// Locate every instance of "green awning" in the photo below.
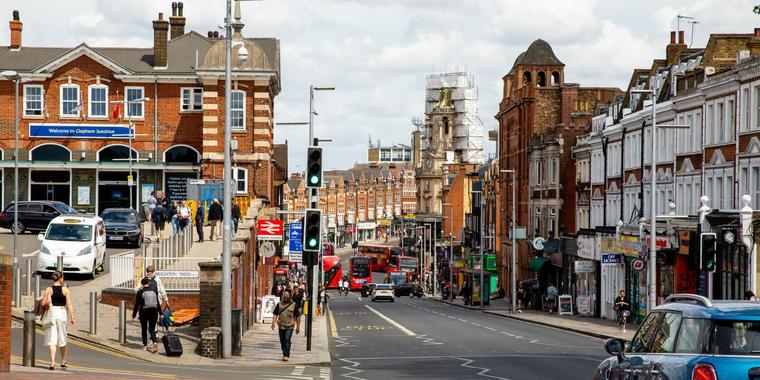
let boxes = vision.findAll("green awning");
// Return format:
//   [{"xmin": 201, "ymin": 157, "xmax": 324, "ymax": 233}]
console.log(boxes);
[{"xmin": 528, "ymin": 257, "xmax": 551, "ymax": 272}]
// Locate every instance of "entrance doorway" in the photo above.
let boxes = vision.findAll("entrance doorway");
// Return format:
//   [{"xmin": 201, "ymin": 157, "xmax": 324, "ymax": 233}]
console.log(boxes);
[
  {"xmin": 30, "ymin": 170, "xmax": 70, "ymax": 204},
  {"xmin": 98, "ymin": 171, "xmax": 136, "ymax": 214}
]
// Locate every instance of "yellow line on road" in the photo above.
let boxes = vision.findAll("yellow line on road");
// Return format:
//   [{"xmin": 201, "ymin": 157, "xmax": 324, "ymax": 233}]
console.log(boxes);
[
  {"xmin": 328, "ymin": 306, "xmax": 339, "ymax": 337},
  {"xmin": 20, "ymin": 324, "xmax": 144, "ymax": 361}
]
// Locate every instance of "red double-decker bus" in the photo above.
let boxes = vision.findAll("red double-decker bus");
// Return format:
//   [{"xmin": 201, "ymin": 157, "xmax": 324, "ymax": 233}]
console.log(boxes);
[
  {"xmin": 391, "ymin": 255, "xmax": 419, "ymax": 276},
  {"xmin": 349, "ymin": 256, "xmax": 371, "ymax": 290},
  {"xmin": 358, "ymin": 243, "xmax": 401, "ymax": 272},
  {"xmin": 322, "ymin": 255, "xmax": 342, "ymax": 289}
]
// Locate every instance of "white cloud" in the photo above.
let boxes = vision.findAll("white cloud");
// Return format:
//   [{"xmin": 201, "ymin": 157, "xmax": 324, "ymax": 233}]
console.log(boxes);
[{"xmin": 2, "ymin": 0, "xmax": 760, "ymax": 170}]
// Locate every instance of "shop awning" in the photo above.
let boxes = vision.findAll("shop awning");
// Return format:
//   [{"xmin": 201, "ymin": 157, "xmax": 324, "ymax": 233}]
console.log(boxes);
[{"xmin": 528, "ymin": 256, "xmax": 551, "ymax": 272}]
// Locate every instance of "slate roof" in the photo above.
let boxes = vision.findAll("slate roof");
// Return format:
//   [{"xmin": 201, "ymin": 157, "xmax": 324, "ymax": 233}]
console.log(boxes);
[{"xmin": 507, "ymin": 39, "xmax": 564, "ymax": 75}]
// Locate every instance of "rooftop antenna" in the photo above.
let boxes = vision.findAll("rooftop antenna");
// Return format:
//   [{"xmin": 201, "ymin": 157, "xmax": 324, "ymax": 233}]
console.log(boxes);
[
  {"xmin": 676, "ymin": 15, "xmax": 694, "ymax": 42},
  {"xmin": 688, "ymin": 20, "xmax": 700, "ymax": 48}
]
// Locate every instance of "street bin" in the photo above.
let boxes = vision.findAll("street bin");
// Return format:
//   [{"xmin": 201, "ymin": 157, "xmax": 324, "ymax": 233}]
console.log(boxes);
[{"xmin": 231, "ymin": 309, "xmax": 242, "ymax": 356}]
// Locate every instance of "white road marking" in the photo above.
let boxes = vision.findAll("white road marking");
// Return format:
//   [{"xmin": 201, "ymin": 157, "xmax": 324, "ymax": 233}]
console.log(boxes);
[
  {"xmin": 365, "ymin": 305, "xmax": 415, "ymax": 336},
  {"xmin": 471, "ymin": 323, "xmax": 482, "ymax": 327},
  {"xmin": 459, "ymin": 319, "xmax": 468, "ymax": 323},
  {"xmin": 500, "ymin": 331, "xmax": 514, "ymax": 337},
  {"xmin": 457, "ymin": 358, "xmax": 511, "ymax": 380},
  {"xmin": 448, "ymin": 315, "xmax": 456, "ymax": 319},
  {"xmin": 291, "ymin": 366, "xmax": 306, "ymax": 376},
  {"xmin": 339, "ymin": 358, "xmax": 367, "ymax": 380},
  {"xmin": 484, "ymin": 327, "xmax": 496, "ymax": 331},
  {"xmin": 22, "ymin": 250, "xmax": 39, "ymax": 258}
]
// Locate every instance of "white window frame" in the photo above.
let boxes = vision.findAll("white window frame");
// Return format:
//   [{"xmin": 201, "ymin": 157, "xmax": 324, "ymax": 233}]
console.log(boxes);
[
  {"xmin": 125, "ymin": 86, "xmax": 145, "ymax": 118},
  {"xmin": 180, "ymin": 87, "xmax": 203, "ymax": 112},
  {"xmin": 59, "ymin": 84, "xmax": 80, "ymax": 117},
  {"xmin": 233, "ymin": 167, "xmax": 248, "ymax": 194},
  {"xmin": 230, "ymin": 90, "xmax": 246, "ymax": 130},
  {"xmin": 727, "ymin": 97, "xmax": 735, "ymax": 142},
  {"xmin": 88, "ymin": 84, "xmax": 108, "ymax": 119},
  {"xmin": 23, "ymin": 84, "xmax": 44, "ymax": 117}
]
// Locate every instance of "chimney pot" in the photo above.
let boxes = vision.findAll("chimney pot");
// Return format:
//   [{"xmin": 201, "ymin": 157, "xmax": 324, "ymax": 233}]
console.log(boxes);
[
  {"xmin": 678, "ymin": 30, "xmax": 685, "ymax": 44},
  {"xmin": 670, "ymin": 31, "xmax": 676, "ymax": 44},
  {"xmin": 172, "ymin": 2, "xmax": 177, "ymax": 16},
  {"xmin": 9, "ymin": 10, "xmax": 22, "ymax": 50},
  {"xmin": 169, "ymin": 2, "xmax": 186, "ymax": 40},
  {"xmin": 213, "ymin": 31, "xmax": 219, "ymax": 38},
  {"xmin": 159, "ymin": 12, "xmax": 164, "ymax": 20},
  {"xmin": 178, "ymin": 2, "xmax": 184, "ymax": 17},
  {"xmin": 208, "ymin": 31, "xmax": 213, "ymax": 38}
]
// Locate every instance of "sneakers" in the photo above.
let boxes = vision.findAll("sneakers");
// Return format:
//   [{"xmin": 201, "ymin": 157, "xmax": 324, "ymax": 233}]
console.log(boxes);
[
  {"xmin": 282, "ymin": 356, "xmax": 289, "ymax": 361},
  {"xmin": 151, "ymin": 343, "xmax": 158, "ymax": 353}
]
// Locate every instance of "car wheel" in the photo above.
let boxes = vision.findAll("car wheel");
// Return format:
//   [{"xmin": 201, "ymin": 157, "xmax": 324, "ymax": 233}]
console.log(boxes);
[
  {"xmin": 390, "ymin": 299, "xmax": 394, "ymax": 302},
  {"xmin": 11, "ymin": 221, "xmax": 25, "ymax": 234},
  {"xmin": 409, "ymin": 293, "xmax": 414, "ymax": 298}
]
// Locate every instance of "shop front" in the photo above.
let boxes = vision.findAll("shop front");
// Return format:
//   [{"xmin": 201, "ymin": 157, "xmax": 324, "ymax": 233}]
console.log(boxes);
[
  {"xmin": 573, "ymin": 233, "xmax": 599, "ymax": 317},
  {"xmin": 600, "ymin": 236, "xmax": 624, "ymax": 320},
  {"xmin": 619, "ymin": 233, "xmax": 647, "ymax": 324},
  {"xmin": 357, "ymin": 222, "xmax": 376, "ymax": 241}
]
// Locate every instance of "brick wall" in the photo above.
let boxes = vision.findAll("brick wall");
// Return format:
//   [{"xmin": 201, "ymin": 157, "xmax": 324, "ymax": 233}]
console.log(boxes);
[
  {"xmin": 0, "ymin": 255, "xmax": 12, "ymax": 373},
  {"xmin": 199, "ymin": 261, "xmax": 223, "ymax": 333},
  {"xmin": 100, "ymin": 288, "xmax": 199, "ymax": 310}
]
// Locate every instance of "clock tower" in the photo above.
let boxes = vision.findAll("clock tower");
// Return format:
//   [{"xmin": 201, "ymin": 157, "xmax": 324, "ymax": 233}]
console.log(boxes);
[{"xmin": 416, "ymin": 87, "xmax": 455, "ymax": 216}]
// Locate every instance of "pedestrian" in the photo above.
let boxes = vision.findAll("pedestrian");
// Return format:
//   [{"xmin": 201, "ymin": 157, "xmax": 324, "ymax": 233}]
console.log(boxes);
[
  {"xmin": 271, "ymin": 289, "xmax": 301, "ymax": 361},
  {"xmin": 614, "ymin": 290, "xmax": 630, "ymax": 333},
  {"xmin": 319, "ymin": 284, "xmax": 329, "ymax": 315},
  {"xmin": 746, "ymin": 290, "xmax": 758, "ymax": 301},
  {"xmin": 207, "ymin": 199, "xmax": 223, "ymax": 240},
  {"xmin": 133, "ymin": 277, "xmax": 160, "ymax": 352},
  {"xmin": 492, "ymin": 282, "xmax": 506, "ymax": 300},
  {"xmin": 170, "ymin": 200, "xmax": 180, "ymax": 235},
  {"xmin": 147, "ymin": 191, "xmax": 157, "ymax": 231},
  {"xmin": 461, "ymin": 281, "xmax": 471, "ymax": 305},
  {"xmin": 516, "ymin": 281, "xmax": 525, "ymax": 313},
  {"xmin": 42, "ymin": 270, "xmax": 75, "ymax": 370},
  {"xmin": 231, "ymin": 200, "xmax": 241, "ymax": 235},
  {"xmin": 178, "ymin": 201, "xmax": 191, "ymax": 230},
  {"xmin": 195, "ymin": 203, "xmax": 205, "ymax": 242},
  {"xmin": 136, "ymin": 266, "xmax": 169, "ymax": 307},
  {"xmin": 546, "ymin": 283, "xmax": 558, "ymax": 314},
  {"xmin": 293, "ymin": 283, "xmax": 305, "ymax": 314},
  {"xmin": 152, "ymin": 201, "xmax": 168, "ymax": 240}
]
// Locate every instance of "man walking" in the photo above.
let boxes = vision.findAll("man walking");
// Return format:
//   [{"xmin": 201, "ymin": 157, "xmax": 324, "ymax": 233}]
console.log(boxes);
[
  {"xmin": 133, "ymin": 277, "xmax": 160, "ymax": 353},
  {"xmin": 231, "ymin": 201, "xmax": 241, "ymax": 235},
  {"xmin": 271, "ymin": 289, "xmax": 300, "ymax": 361},
  {"xmin": 195, "ymin": 203, "xmax": 205, "ymax": 243},
  {"xmin": 207, "ymin": 199, "xmax": 223, "ymax": 241},
  {"xmin": 151, "ymin": 201, "xmax": 168, "ymax": 240}
]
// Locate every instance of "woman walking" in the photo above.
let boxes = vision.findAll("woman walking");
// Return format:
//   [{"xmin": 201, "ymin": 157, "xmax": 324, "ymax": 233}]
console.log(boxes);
[
  {"xmin": 42, "ymin": 271, "xmax": 75, "ymax": 370},
  {"xmin": 614, "ymin": 290, "xmax": 630, "ymax": 333}
]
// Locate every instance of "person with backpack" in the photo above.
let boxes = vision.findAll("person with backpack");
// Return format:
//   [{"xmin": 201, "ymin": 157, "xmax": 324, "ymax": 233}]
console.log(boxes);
[
  {"xmin": 152, "ymin": 201, "xmax": 168, "ymax": 240},
  {"xmin": 207, "ymin": 199, "xmax": 223, "ymax": 241},
  {"xmin": 271, "ymin": 289, "xmax": 300, "ymax": 361},
  {"xmin": 133, "ymin": 277, "xmax": 160, "ymax": 352}
]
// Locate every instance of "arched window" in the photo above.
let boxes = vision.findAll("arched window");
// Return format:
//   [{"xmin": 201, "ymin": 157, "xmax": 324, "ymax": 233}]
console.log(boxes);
[
  {"xmin": 164, "ymin": 145, "xmax": 200, "ymax": 164},
  {"xmin": 30, "ymin": 144, "xmax": 71, "ymax": 161},
  {"xmin": 97, "ymin": 144, "xmax": 138, "ymax": 161},
  {"xmin": 523, "ymin": 71, "xmax": 532, "ymax": 85},
  {"xmin": 552, "ymin": 71, "xmax": 561, "ymax": 86},
  {"xmin": 537, "ymin": 71, "xmax": 547, "ymax": 87}
]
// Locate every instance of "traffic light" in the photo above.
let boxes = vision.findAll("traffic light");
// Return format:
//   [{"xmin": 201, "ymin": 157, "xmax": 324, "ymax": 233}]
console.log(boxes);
[
  {"xmin": 306, "ymin": 146, "xmax": 323, "ymax": 188},
  {"xmin": 303, "ymin": 208, "xmax": 322, "ymax": 253},
  {"xmin": 700, "ymin": 233, "xmax": 717, "ymax": 272}
]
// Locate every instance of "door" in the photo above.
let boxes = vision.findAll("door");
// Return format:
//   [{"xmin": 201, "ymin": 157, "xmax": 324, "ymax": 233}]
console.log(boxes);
[
  {"xmin": 24, "ymin": 203, "xmax": 45, "ymax": 230},
  {"xmin": 609, "ymin": 311, "xmax": 663, "ymax": 378},
  {"xmin": 41, "ymin": 204, "xmax": 60, "ymax": 227}
]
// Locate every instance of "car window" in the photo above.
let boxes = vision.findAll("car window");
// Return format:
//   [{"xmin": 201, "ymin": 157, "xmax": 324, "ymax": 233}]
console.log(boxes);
[
  {"xmin": 628, "ymin": 312, "xmax": 664, "ymax": 353},
  {"xmin": 650, "ymin": 312, "xmax": 682, "ymax": 353},
  {"xmin": 45, "ymin": 224, "xmax": 92, "ymax": 242},
  {"xmin": 713, "ymin": 321, "xmax": 760, "ymax": 355},
  {"xmin": 26, "ymin": 204, "xmax": 42, "ymax": 212},
  {"xmin": 54, "ymin": 204, "xmax": 77, "ymax": 214},
  {"xmin": 43, "ymin": 205, "xmax": 58, "ymax": 214},
  {"xmin": 675, "ymin": 318, "xmax": 711, "ymax": 354},
  {"xmin": 16, "ymin": 204, "xmax": 28, "ymax": 212}
]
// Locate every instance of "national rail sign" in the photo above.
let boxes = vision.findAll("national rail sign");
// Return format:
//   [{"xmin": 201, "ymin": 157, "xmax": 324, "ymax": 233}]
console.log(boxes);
[{"xmin": 257, "ymin": 219, "xmax": 284, "ymax": 241}]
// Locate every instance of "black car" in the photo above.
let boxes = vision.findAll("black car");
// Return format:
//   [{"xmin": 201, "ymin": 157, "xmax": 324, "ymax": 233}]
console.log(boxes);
[
  {"xmin": 0, "ymin": 201, "xmax": 78, "ymax": 234},
  {"xmin": 394, "ymin": 283, "xmax": 423, "ymax": 298},
  {"xmin": 101, "ymin": 208, "xmax": 144, "ymax": 247},
  {"xmin": 361, "ymin": 283, "xmax": 376, "ymax": 297}
]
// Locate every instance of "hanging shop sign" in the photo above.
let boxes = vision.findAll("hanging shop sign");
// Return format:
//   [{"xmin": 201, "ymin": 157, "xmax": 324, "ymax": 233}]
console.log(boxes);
[
  {"xmin": 576, "ymin": 236, "xmax": 595, "ymax": 260},
  {"xmin": 678, "ymin": 231, "xmax": 691, "ymax": 255},
  {"xmin": 632, "ymin": 259, "xmax": 645, "ymax": 271},
  {"xmin": 574, "ymin": 260, "xmax": 595, "ymax": 273},
  {"xmin": 618, "ymin": 235, "xmax": 641, "ymax": 256},
  {"xmin": 602, "ymin": 254, "xmax": 622, "ymax": 264}
]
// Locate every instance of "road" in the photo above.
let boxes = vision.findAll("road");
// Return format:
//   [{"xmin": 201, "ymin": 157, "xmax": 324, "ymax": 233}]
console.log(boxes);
[{"xmin": 0, "ymin": 229, "xmax": 136, "ymax": 290}]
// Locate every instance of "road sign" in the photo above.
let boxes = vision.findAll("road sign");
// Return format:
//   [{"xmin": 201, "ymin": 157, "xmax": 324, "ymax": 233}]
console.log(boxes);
[
  {"xmin": 289, "ymin": 222, "xmax": 303, "ymax": 253},
  {"xmin": 289, "ymin": 252, "xmax": 303, "ymax": 264},
  {"xmin": 257, "ymin": 219, "xmax": 284, "ymax": 241},
  {"xmin": 632, "ymin": 259, "xmax": 645, "ymax": 271},
  {"xmin": 260, "ymin": 241, "xmax": 276, "ymax": 258}
]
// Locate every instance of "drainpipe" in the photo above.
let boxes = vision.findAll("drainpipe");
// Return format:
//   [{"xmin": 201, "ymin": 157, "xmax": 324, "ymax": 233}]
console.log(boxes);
[
  {"xmin": 639, "ymin": 121, "xmax": 645, "ymax": 219},
  {"xmin": 602, "ymin": 136, "xmax": 608, "ymax": 225},
  {"xmin": 154, "ymin": 77, "xmax": 159, "ymax": 163},
  {"xmin": 620, "ymin": 127, "xmax": 626, "ymax": 219}
]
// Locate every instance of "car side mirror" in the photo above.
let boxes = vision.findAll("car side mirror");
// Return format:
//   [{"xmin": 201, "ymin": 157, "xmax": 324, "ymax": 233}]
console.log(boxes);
[
  {"xmin": 604, "ymin": 338, "xmax": 626, "ymax": 363},
  {"xmin": 37, "ymin": 233, "xmax": 45, "ymax": 241}
]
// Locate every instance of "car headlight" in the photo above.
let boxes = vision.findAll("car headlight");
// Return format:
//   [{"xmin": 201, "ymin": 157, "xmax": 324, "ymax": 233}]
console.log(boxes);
[
  {"xmin": 77, "ymin": 246, "xmax": 92, "ymax": 256},
  {"xmin": 128, "ymin": 229, "xmax": 141, "ymax": 235},
  {"xmin": 40, "ymin": 244, "xmax": 51, "ymax": 255}
]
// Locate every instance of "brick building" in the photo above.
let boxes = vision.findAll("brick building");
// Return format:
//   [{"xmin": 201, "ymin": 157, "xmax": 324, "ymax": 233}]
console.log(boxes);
[
  {"xmin": 282, "ymin": 163, "xmax": 416, "ymax": 245},
  {"xmin": 0, "ymin": 4, "xmax": 280, "ymax": 215},
  {"xmin": 496, "ymin": 39, "xmax": 621, "ymax": 296}
]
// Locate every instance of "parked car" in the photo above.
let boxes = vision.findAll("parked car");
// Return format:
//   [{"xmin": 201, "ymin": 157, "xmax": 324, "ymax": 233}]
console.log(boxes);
[
  {"xmin": 37, "ymin": 215, "xmax": 107, "ymax": 279},
  {"xmin": 371, "ymin": 283, "xmax": 395, "ymax": 302},
  {"xmin": 0, "ymin": 201, "xmax": 78, "ymax": 234},
  {"xmin": 394, "ymin": 283, "xmax": 423, "ymax": 298},
  {"xmin": 594, "ymin": 293, "xmax": 760, "ymax": 380},
  {"xmin": 101, "ymin": 208, "xmax": 144, "ymax": 248}
]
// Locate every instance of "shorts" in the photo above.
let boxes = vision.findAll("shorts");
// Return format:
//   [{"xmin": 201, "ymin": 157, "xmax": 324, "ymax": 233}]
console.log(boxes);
[
  {"xmin": 44, "ymin": 306, "xmax": 68, "ymax": 347},
  {"xmin": 155, "ymin": 221, "xmax": 165, "ymax": 230}
]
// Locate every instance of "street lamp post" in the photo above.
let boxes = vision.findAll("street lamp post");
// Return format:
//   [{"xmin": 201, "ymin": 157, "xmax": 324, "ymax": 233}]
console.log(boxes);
[
  {"xmin": 630, "ymin": 88, "xmax": 689, "ymax": 312},
  {"xmin": 500, "ymin": 169, "xmax": 516, "ymax": 313},
  {"xmin": 3, "ymin": 70, "xmax": 21, "ymax": 306},
  {"xmin": 443, "ymin": 203, "xmax": 453, "ymax": 302},
  {"xmin": 472, "ymin": 189, "xmax": 484, "ymax": 309}
]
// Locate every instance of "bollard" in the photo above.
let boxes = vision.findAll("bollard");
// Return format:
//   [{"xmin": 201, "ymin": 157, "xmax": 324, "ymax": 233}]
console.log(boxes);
[
  {"xmin": 142, "ymin": 242, "xmax": 147, "ymax": 258},
  {"xmin": 14, "ymin": 268, "xmax": 22, "ymax": 307},
  {"xmin": 56, "ymin": 256, "xmax": 64, "ymax": 272},
  {"xmin": 118, "ymin": 300, "xmax": 127, "ymax": 343},
  {"xmin": 34, "ymin": 274, "xmax": 40, "ymax": 299},
  {"xmin": 152, "ymin": 241, "xmax": 160, "ymax": 259},
  {"xmin": 22, "ymin": 310, "xmax": 35, "ymax": 367},
  {"xmin": 180, "ymin": 231, "xmax": 186, "ymax": 255},
  {"xmin": 89, "ymin": 291, "xmax": 98, "ymax": 335},
  {"xmin": 25, "ymin": 259, "xmax": 32, "ymax": 296}
]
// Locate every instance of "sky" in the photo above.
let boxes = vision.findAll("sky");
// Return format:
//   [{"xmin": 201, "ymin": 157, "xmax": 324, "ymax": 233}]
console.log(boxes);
[{"xmin": 2, "ymin": 0, "xmax": 760, "ymax": 171}]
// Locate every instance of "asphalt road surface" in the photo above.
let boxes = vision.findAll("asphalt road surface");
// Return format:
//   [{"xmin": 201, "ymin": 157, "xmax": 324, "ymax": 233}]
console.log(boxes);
[{"xmin": 328, "ymin": 292, "xmax": 608, "ymax": 380}]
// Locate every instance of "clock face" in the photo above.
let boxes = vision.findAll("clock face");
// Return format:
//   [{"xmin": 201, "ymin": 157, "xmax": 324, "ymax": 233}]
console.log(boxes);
[{"xmin": 424, "ymin": 159, "xmax": 433, "ymax": 169}]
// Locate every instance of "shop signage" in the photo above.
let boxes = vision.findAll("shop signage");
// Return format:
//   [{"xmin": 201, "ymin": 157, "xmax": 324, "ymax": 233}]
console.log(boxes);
[
  {"xmin": 165, "ymin": 172, "xmax": 196, "ymax": 201},
  {"xmin": 508, "ymin": 226, "xmax": 527, "ymax": 240},
  {"xmin": 403, "ymin": 213, "xmax": 416, "ymax": 221},
  {"xmin": 377, "ymin": 219, "xmax": 391, "ymax": 227},
  {"xmin": 576, "ymin": 236, "xmax": 595, "ymax": 259},
  {"xmin": 288, "ymin": 222, "xmax": 303, "ymax": 253},
  {"xmin": 601, "ymin": 237, "xmax": 618, "ymax": 254},
  {"xmin": 619, "ymin": 235, "xmax": 641, "ymax": 256},
  {"xmin": 602, "ymin": 254, "xmax": 622, "ymax": 264},
  {"xmin": 257, "ymin": 219, "xmax": 284, "ymax": 241},
  {"xmin": 576, "ymin": 295, "xmax": 593, "ymax": 316},
  {"xmin": 345, "ymin": 226, "xmax": 356, "ymax": 233},
  {"xmin": 645, "ymin": 236, "xmax": 671, "ymax": 249},
  {"xmin": 357, "ymin": 222, "xmax": 376, "ymax": 229},
  {"xmin": 678, "ymin": 231, "xmax": 691, "ymax": 255},
  {"xmin": 558, "ymin": 295, "xmax": 573, "ymax": 316},
  {"xmin": 632, "ymin": 259, "xmax": 645, "ymax": 271},
  {"xmin": 574, "ymin": 260, "xmax": 595, "ymax": 273},
  {"xmin": 532, "ymin": 237, "xmax": 545, "ymax": 250},
  {"xmin": 29, "ymin": 123, "xmax": 132, "ymax": 139}
]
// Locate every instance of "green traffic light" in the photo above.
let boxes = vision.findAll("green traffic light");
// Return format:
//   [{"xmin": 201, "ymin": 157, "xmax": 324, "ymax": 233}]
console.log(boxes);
[
  {"xmin": 308, "ymin": 238, "xmax": 317, "ymax": 247},
  {"xmin": 310, "ymin": 175, "xmax": 319, "ymax": 184}
]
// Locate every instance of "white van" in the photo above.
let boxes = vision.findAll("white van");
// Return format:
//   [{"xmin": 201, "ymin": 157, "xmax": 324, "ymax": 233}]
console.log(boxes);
[{"xmin": 37, "ymin": 215, "xmax": 107, "ymax": 278}]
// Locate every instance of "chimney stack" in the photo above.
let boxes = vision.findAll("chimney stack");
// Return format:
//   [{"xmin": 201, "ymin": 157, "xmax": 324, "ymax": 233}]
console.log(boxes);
[
  {"xmin": 678, "ymin": 31, "xmax": 685, "ymax": 44},
  {"xmin": 9, "ymin": 10, "xmax": 22, "ymax": 50},
  {"xmin": 666, "ymin": 30, "xmax": 685, "ymax": 65},
  {"xmin": 169, "ymin": 2, "xmax": 186, "ymax": 40},
  {"xmin": 670, "ymin": 31, "xmax": 676, "ymax": 44},
  {"xmin": 153, "ymin": 12, "xmax": 169, "ymax": 68}
]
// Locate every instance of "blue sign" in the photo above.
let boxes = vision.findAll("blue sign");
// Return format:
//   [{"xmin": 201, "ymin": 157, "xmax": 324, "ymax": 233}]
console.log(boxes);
[
  {"xmin": 602, "ymin": 254, "xmax": 622, "ymax": 264},
  {"xmin": 289, "ymin": 222, "xmax": 303, "ymax": 253},
  {"xmin": 29, "ymin": 123, "xmax": 132, "ymax": 139}
]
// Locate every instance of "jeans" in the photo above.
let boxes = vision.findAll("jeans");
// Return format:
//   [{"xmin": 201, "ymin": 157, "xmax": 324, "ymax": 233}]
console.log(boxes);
[
  {"xmin": 139, "ymin": 308, "xmax": 159, "ymax": 346},
  {"xmin": 278, "ymin": 328, "xmax": 294, "ymax": 357},
  {"xmin": 232, "ymin": 219, "xmax": 239, "ymax": 235},
  {"xmin": 172, "ymin": 216, "xmax": 179, "ymax": 234},
  {"xmin": 196, "ymin": 221, "xmax": 204, "ymax": 242}
]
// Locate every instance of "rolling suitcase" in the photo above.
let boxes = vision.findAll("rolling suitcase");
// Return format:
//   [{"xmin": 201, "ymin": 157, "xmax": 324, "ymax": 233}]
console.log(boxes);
[{"xmin": 161, "ymin": 328, "xmax": 183, "ymax": 357}]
